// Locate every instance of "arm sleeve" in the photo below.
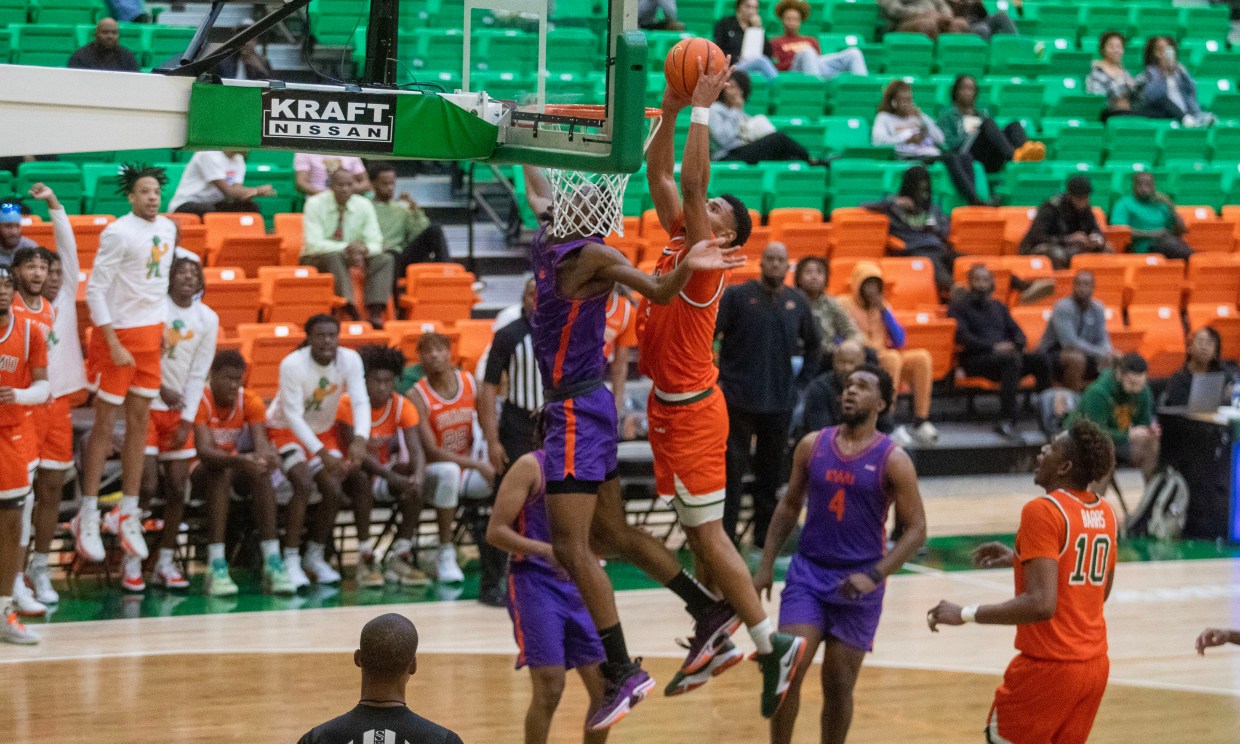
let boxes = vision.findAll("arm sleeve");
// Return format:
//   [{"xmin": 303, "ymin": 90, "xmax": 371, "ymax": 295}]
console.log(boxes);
[
  {"xmin": 279, "ymin": 357, "xmax": 325, "ymax": 455},
  {"xmin": 881, "ymin": 307, "xmax": 906, "ymax": 349},
  {"xmin": 301, "ymin": 198, "xmax": 349, "ymax": 257},
  {"xmin": 948, "ymin": 304, "xmax": 989, "ymax": 353},
  {"xmin": 871, "ymin": 113, "xmax": 902, "ymax": 146},
  {"xmin": 1017, "ymin": 498, "xmax": 1067, "ymax": 561},
  {"xmin": 346, "ymin": 353, "xmax": 371, "ymax": 440},
  {"xmin": 85, "ymin": 225, "xmax": 122, "ymax": 326},
  {"xmin": 483, "ymin": 324, "xmax": 519, "ymax": 385},
  {"xmin": 1136, "ymin": 387, "xmax": 1154, "ymax": 427},
  {"xmin": 937, "ymin": 109, "xmax": 964, "ymax": 152},
  {"xmin": 827, "ymin": 300, "xmax": 861, "ymax": 344},
  {"xmin": 179, "ymin": 314, "xmax": 218, "ymax": 423}
]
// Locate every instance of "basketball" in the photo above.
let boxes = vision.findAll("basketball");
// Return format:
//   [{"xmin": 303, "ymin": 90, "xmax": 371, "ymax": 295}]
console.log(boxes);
[{"xmin": 664, "ymin": 38, "xmax": 727, "ymax": 99}]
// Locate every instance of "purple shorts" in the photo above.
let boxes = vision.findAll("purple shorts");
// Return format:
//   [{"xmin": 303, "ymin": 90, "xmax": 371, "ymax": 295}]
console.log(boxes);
[
  {"xmin": 508, "ymin": 567, "xmax": 605, "ymax": 670},
  {"xmin": 542, "ymin": 385, "xmax": 618, "ymax": 491},
  {"xmin": 778, "ymin": 554, "xmax": 886, "ymax": 652}
]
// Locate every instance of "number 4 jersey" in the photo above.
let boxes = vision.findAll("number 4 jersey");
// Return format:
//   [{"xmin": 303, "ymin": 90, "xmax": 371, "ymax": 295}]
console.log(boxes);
[
  {"xmin": 1014, "ymin": 488, "xmax": 1117, "ymax": 661},
  {"xmin": 800, "ymin": 427, "xmax": 896, "ymax": 569}
]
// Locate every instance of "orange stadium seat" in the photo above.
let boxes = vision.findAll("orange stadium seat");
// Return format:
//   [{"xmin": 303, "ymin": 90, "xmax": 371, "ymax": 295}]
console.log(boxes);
[
  {"xmin": 236, "ymin": 323, "xmax": 306, "ymax": 398},
  {"xmin": 1186, "ymin": 253, "xmax": 1240, "ymax": 305},
  {"xmin": 742, "ymin": 226, "xmax": 772, "ymax": 259},
  {"xmin": 998, "ymin": 206, "xmax": 1037, "ymax": 254},
  {"xmin": 640, "ymin": 209, "xmax": 670, "ymax": 247},
  {"xmin": 1124, "ymin": 259, "xmax": 1185, "ymax": 309},
  {"xmin": 1010, "ymin": 306, "xmax": 1054, "ymax": 349},
  {"xmin": 828, "ymin": 209, "xmax": 887, "ymax": 258},
  {"xmin": 273, "ymin": 212, "xmax": 305, "ymax": 265},
  {"xmin": 1183, "ymin": 216, "xmax": 1237, "ymax": 253},
  {"xmin": 66, "ymin": 214, "xmax": 113, "ymax": 265},
  {"xmin": 454, "ymin": 318, "xmax": 497, "ymax": 373},
  {"xmin": 337, "ymin": 321, "xmax": 393, "ymax": 350},
  {"xmin": 1102, "ymin": 305, "xmax": 1143, "ymax": 354},
  {"xmin": 603, "ymin": 234, "xmax": 650, "ymax": 264},
  {"xmin": 727, "ymin": 264, "xmax": 762, "ymax": 286},
  {"xmin": 828, "ymin": 257, "xmax": 861, "ymax": 296},
  {"xmin": 768, "ymin": 208, "xmax": 823, "ymax": 239},
  {"xmin": 209, "ymin": 235, "xmax": 282, "ymax": 278},
  {"xmin": 621, "ymin": 216, "xmax": 640, "ymax": 236},
  {"xmin": 780, "ymin": 224, "xmax": 833, "ymax": 261},
  {"xmin": 401, "ymin": 262, "xmax": 467, "ymax": 294},
  {"xmin": 260, "ymin": 272, "xmax": 339, "ymax": 324},
  {"xmin": 162, "ymin": 212, "xmax": 201, "ymax": 229},
  {"xmin": 1187, "ymin": 304, "xmax": 1240, "ymax": 361},
  {"xmin": 952, "ymin": 257, "xmax": 1012, "ymax": 304},
  {"xmin": 203, "ymin": 212, "xmax": 265, "ymax": 254},
  {"xmin": 949, "ymin": 207, "xmax": 1006, "ymax": 255},
  {"xmin": 1126, "ymin": 304, "xmax": 1187, "ymax": 377},
  {"xmin": 400, "ymin": 274, "xmax": 479, "ymax": 321},
  {"xmin": 384, "ymin": 319, "xmax": 445, "ymax": 345},
  {"xmin": 894, "ymin": 311, "xmax": 956, "ymax": 380},
  {"xmin": 880, "ymin": 257, "xmax": 939, "ymax": 310},
  {"xmin": 203, "ymin": 271, "xmax": 261, "ymax": 338},
  {"xmin": 178, "ymin": 224, "xmax": 207, "ymax": 260}
]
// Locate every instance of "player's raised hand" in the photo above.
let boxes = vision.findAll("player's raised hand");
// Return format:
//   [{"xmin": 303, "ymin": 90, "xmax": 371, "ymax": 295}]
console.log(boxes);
[
  {"xmin": 683, "ymin": 236, "xmax": 746, "ymax": 272},
  {"xmin": 1196, "ymin": 628, "xmax": 1237, "ymax": 655},
  {"xmin": 926, "ymin": 600, "xmax": 964, "ymax": 631},
  {"xmin": 28, "ymin": 183, "xmax": 61, "ymax": 211},
  {"xmin": 752, "ymin": 562, "xmax": 774, "ymax": 601},
  {"xmin": 690, "ymin": 56, "xmax": 734, "ymax": 109},
  {"xmin": 973, "ymin": 541, "xmax": 1015, "ymax": 569},
  {"xmin": 662, "ymin": 85, "xmax": 692, "ymax": 114}
]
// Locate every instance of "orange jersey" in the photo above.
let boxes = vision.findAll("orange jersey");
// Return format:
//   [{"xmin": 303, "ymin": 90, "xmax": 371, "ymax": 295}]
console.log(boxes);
[
  {"xmin": 12, "ymin": 293, "xmax": 54, "ymax": 341},
  {"xmin": 637, "ymin": 214, "xmax": 728, "ymax": 393},
  {"xmin": 1014, "ymin": 488, "xmax": 1117, "ymax": 662},
  {"xmin": 338, "ymin": 393, "xmax": 419, "ymax": 465},
  {"xmin": 603, "ymin": 292, "xmax": 638, "ymax": 361},
  {"xmin": 0, "ymin": 312, "xmax": 48, "ymax": 428},
  {"xmin": 412, "ymin": 370, "xmax": 476, "ymax": 457},
  {"xmin": 195, "ymin": 386, "xmax": 266, "ymax": 454}
]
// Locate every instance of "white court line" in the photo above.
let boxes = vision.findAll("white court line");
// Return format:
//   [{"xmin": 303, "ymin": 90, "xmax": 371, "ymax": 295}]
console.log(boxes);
[{"xmin": 899, "ymin": 562, "xmax": 1011, "ymax": 590}]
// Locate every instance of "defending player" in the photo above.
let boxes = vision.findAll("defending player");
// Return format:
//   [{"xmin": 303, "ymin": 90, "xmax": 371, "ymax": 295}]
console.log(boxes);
[
  {"xmin": 267, "ymin": 314, "xmax": 370, "ymax": 590},
  {"xmin": 408, "ymin": 333, "xmax": 492, "ymax": 584},
  {"xmin": 754, "ymin": 365, "xmax": 927, "ymax": 744},
  {"xmin": 73, "ymin": 165, "xmax": 177, "ymax": 568},
  {"xmin": 338, "ymin": 345, "xmax": 429, "ymax": 588},
  {"xmin": 927, "ymin": 419, "xmax": 1118, "ymax": 744},
  {"xmin": 135, "ymin": 256, "xmax": 217, "ymax": 592},
  {"xmin": 487, "ymin": 442, "xmax": 608, "ymax": 744},
  {"xmin": 0, "ymin": 267, "xmax": 50, "ymax": 644},
  {"xmin": 192, "ymin": 350, "xmax": 295, "ymax": 596}
]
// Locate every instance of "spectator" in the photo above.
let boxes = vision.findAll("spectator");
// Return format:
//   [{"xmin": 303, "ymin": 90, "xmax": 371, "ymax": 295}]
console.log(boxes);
[
  {"xmin": 68, "ymin": 19, "xmax": 141, "ymax": 72},
  {"xmin": 946, "ymin": 0, "xmax": 1017, "ymax": 40},
  {"xmin": 937, "ymin": 75, "xmax": 1044, "ymax": 175},
  {"xmin": 638, "ymin": 0, "xmax": 684, "ymax": 29},
  {"xmin": 709, "ymin": 70, "xmax": 813, "ymax": 164},
  {"xmin": 296, "ymin": 614, "xmax": 463, "ymax": 744},
  {"xmin": 1135, "ymin": 36, "xmax": 1215, "ymax": 126},
  {"xmin": 770, "ymin": 0, "xmax": 867, "ymax": 78},
  {"xmin": 793, "ymin": 256, "xmax": 862, "ymax": 357},
  {"xmin": 878, "ymin": 0, "xmax": 964, "ymax": 38},
  {"xmin": 215, "ymin": 24, "xmax": 274, "ymax": 80},
  {"xmin": 1109, "ymin": 172, "xmax": 1193, "ymax": 260},
  {"xmin": 367, "ymin": 163, "xmax": 451, "ymax": 301},
  {"xmin": 949, "ymin": 265, "xmax": 1052, "ymax": 440},
  {"xmin": 301, "ymin": 168, "xmax": 394, "ymax": 328},
  {"xmin": 1086, "ymin": 31, "xmax": 1138, "ymax": 121},
  {"xmin": 1038, "ymin": 271, "xmax": 1114, "ymax": 393},
  {"xmin": 1018, "ymin": 175, "xmax": 1110, "ymax": 270},
  {"xmin": 873, "ymin": 81, "xmax": 989, "ymax": 206},
  {"xmin": 716, "ymin": 243, "xmax": 821, "ymax": 546},
  {"xmin": 800, "ymin": 339, "xmax": 894, "ymax": 435},
  {"xmin": 106, "ymin": 0, "xmax": 149, "ymax": 22},
  {"xmin": 837, "ymin": 261, "xmax": 937, "ymax": 445},
  {"xmin": 0, "ymin": 203, "xmax": 38, "ymax": 270},
  {"xmin": 1163, "ymin": 327, "xmax": 1235, "ymax": 407},
  {"xmin": 1070, "ymin": 352, "xmax": 1157, "ymax": 480},
  {"xmin": 295, "ymin": 153, "xmax": 372, "ymax": 196},
  {"xmin": 863, "ymin": 165, "xmax": 957, "ymax": 297},
  {"xmin": 714, "ymin": 0, "xmax": 780, "ymax": 80},
  {"xmin": 168, "ymin": 150, "xmax": 275, "ymax": 216}
]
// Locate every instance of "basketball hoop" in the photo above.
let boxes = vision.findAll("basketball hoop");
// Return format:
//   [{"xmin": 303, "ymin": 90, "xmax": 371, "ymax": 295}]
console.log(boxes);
[{"xmin": 525, "ymin": 105, "xmax": 662, "ymax": 239}]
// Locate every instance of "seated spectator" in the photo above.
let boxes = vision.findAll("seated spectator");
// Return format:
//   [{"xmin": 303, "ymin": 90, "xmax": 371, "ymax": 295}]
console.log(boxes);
[
  {"xmin": 107, "ymin": 0, "xmax": 149, "ymax": 22},
  {"xmin": 295, "ymin": 153, "xmax": 372, "ymax": 196},
  {"xmin": 946, "ymin": 0, "xmax": 1017, "ymax": 40},
  {"xmin": 1086, "ymin": 31, "xmax": 1138, "ymax": 121},
  {"xmin": 879, "ymin": 0, "xmax": 963, "ymax": 38},
  {"xmin": 937, "ymin": 75, "xmax": 1044, "ymax": 175},
  {"xmin": 368, "ymin": 163, "xmax": 451, "ymax": 299},
  {"xmin": 1135, "ymin": 36, "xmax": 1215, "ymax": 126},
  {"xmin": 215, "ymin": 25, "xmax": 274, "ymax": 79},
  {"xmin": 0, "ymin": 202, "xmax": 38, "ymax": 269},
  {"xmin": 837, "ymin": 261, "xmax": 938, "ymax": 445},
  {"xmin": 771, "ymin": 0, "xmax": 867, "ymax": 78},
  {"xmin": 1163, "ymin": 327, "xmax": 1235, "ymax": 407},
  {"xmin": 800, "ymin": 339, "xmax": 894, "ymax": 435},
  {"xmin": 873, "ymin": 81, "xmax": 989, "ymax": 206},
  {"xmin": 1038, "ymin": 271, "xmax": 1114, "ymax": 392},
  {"xmin": 709, "ymin": 71, "xmax": 813, "ymax": 164},
  {"xmin": 714, "ymin": 0, "xmax": 779, "ymax": 80},
  {"xmin": 168, "ymin": 150, "xmax": 275, "ymax": 216},
  {"xmin": 1018, "ymin": 175, "xmax": 1110, "ymax": 270},
  {"xmin": 68, "ymin": 19, "xmax": 140, "ymax": 72},
  {"xmin": 639, "ymin": 0, "xmax": 684, "ymax": 29},
  {"xmin": 1069, "ymin": 352, "xmax": 1157, "ymax": 480},
  {"xmin": 301, "ymin": 168, "xmax": 394, "ymax": 328},
  {"xmin": 863, "ymin": 165, "xmax": 957, "ymax": 297},
  {"xmin": 1109, "ymin": 172, "xmax": 1193, "ymax": 260},
  {"xmin": 949, "ymin": 265, "xmax": 1052, "ymax": 440},
  {"xmin": 793, "ymin": 256, "xmax": 863, "ymax": 358}
]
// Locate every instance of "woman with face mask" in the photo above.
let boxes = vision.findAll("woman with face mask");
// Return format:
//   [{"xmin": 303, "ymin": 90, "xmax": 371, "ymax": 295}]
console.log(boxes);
[{"xmin": 1134, "ymin": 36, "xmax": 1215, "ymax": 126}]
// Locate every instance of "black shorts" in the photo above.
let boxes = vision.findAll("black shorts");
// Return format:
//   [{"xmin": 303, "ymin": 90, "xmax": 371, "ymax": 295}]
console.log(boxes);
[{"xmin": 545, "ymin": 469, "xmax": 620, "ymax": 496}]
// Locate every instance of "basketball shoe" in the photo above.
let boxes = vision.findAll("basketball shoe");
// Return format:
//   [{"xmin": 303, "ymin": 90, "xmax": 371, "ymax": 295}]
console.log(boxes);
[
  {"xmin": 756, "ymin": 632, "xmax": 808, "ymax": 718},
  {"xmin": 103, "ymin": 505, "xmax": 148, "ymax": 560},
  {"xmin": 121, "ymin": 555, "xmax": 145, "ymax": 592},
  {"xmin": 263, "ymin": 554, "xmax": 297, "ymax": 595},
  {"xmin": 152, "ymin": 561, "xmax": 190, "ymax": 590},
  {"xmin": 678, "ymin": 600, "xmax": 741, "ymax": 674},
  {"xmin": 586, "ymin": 660, "xmax": 655, "ymax": 732},
  {"xmin": 434, "ymin": 544, "xmax": 464, "ymax": 583},
  {"xmin": 26, "ymin": 557, "xmax": 59, "ymax": 605},
  {"xmin": 206, "ymin": 559, "xmax": 239, "ymax": 597},
  {"xmin": 284, "ymin": 555, "xmax": 311, "ymax": 592},
  {"xmin": 12, "ymin": 575, "xmax": 47, "ymax": 617},
  {"xmin": 664, "ymin": 639, "xmax": 744, "ymax": 696},
  {"xmin": 70, "ymin": 508, "xmax": 105, "ymax": 562},
  {"xmin": 384, "ymin": 550, "xmax": 431, "ymax": 587},
  {"xmin": 2, "ymin": 606, "xmax": 39, "ymax": 645},
  {"xmin": 355, "ymin": 551, "xmax": 385, "ymax": 589},
  {"xmin": 302, "ymin": 544, "xmax": 341, "ymax": 585}
]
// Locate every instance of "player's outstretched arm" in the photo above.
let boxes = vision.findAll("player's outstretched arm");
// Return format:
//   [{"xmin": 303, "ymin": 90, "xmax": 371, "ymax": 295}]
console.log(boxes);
[
  {"xmin": 647, "ymin": 87, "xmax": 689, "ymax": 232},
  {"xmin": 521, "ymin": 165, "xmax": 554, "ymax": 223},
  {"xmin": 753, "ymin": 432, "xmax": 816, "ymax": 600},
  {"xmin": 586, "ymin": 238, "xmax": 743, "ymax": 304},
  {"xmin": 681, "ymin": 58, "xmax": 733, "ymax": 246},
  {"xmin": 486, "ymin": 454, "xmax": 556, "ymax": 563},
  {"xmin": 973, "ymin": 541, "xmax": 1016, "ymax": 569},
  {"xmin": 1196, "ymin": 628, "xmax": 1240, "ymax": 655},
  {"xmin": 927, "ymin": 558, "xmax": 1058, "ymax": 631}
]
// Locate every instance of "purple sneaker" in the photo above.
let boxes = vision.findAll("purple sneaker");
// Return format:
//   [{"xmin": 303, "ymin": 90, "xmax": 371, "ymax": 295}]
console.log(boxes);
[
  {"xmin": 679, "ymin": 601, "xmax": 741, "ymax": 674},
  {"xmin": 586, "ymin": 661, "xmax": 656, "ymax": 732}
]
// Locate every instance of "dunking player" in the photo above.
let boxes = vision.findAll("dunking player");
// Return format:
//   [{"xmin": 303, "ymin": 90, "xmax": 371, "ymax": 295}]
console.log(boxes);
[
  {"xmin": 754, "ymin": 365, "xmax": 927, "ymax": 744},
  {"xmin": 928, "ymin": 419, "xmax": 1118, "ymax": 744},
  {"xmin": 637, "ymin": 62, "xmax": 806, "ymax": 712}
]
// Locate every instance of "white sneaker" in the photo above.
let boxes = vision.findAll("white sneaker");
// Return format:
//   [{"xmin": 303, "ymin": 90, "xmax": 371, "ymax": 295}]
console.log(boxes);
[
  {"xmin": 890, "ymin": 425, "xmax": 914, "ymax": 448},
  {"xmin": 13, "ymin": 575, "xmax": 47, "ymax": 617},
  {"xmin": 103, "ymin": 507, "xmax": 149, "ymax": 560},
  {"xmin": 26, "ymin": 561, "xmax": 58, "ymax": 605},
  {"xmin": 302, "ymin": 551, "xmax": 342, "ymax": 585},
  {"xmin": 71, "ymin": 508, "xmax": 106, "ymax": 562},
  {"xmin": 284, "ymin": 558, "xmax": 312, "ymax": 592},
  {"xmin": 2, "ymin": 607, "xmax": 39, "ymax": 645},
  {"xmin": 435, "ymin": 544, "xmax": 464, "ymax": 583},
  {"xmin": 151, "ymin": 562, "xmax": 190, "ymax": 590},
  {"xmin": 121, "ymin": 554, "xmax": 146, "ymax": 593},
  {"xmin": 913, "ymin": 420, "xmax": 940, "ymax": 445}
]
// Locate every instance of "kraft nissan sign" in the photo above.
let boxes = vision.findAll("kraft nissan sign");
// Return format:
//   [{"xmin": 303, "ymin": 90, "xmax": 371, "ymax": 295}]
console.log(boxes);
[{"xmin": 261, "ymin": 89, "xmax": 397, "ymax": 153}]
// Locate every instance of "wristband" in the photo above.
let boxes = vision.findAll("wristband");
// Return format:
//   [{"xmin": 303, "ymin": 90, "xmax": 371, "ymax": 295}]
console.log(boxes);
[
  {"xmin": 690, "ymin": 106, "xmax": 711, "ymax": 126},
  {"xmin": 961, "ymin": 604, "xmax": 979, "ymax": 624},
  {"xmin": 866, "ymin": 567, "xmax": 884, "ymax": 585}
]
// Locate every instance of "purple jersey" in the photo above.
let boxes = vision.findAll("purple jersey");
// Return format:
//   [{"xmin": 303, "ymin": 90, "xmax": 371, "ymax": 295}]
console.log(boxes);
[
  {"xmin": 512, "ymin": 450, "xmax": 557, "ymax": 575},
  {"xmin": 530, "ymin": 226, "xmax": 609, "ymax": 388},
  {"xmin": 800, "ymin": 427, "xmax": 895, "ymax": 569}
]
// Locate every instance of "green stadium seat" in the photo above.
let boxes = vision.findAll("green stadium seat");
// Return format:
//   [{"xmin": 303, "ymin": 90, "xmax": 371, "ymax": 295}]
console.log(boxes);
[
  {"xmin": 706, "ymin": 163, "xmax": 767, "ymax": 213},
  {"xmin": 1185, "ymin": 43, "xmax": 1240, "ymax": 78},
  {"xmin": 1046, "ymin": 120, "xmax": 1105, "ymax": 163},
  {"xmin": 1168, "ymin": 166, "xmax": 1228, "ymax": 210},
  {"xmin": 622, "ymin": 168, "xmax": 648, "ymax": 217},
  {"xmin": 248, "ymin": 164, "xmax": 297, "ymax": 196},
  {"xmin": 986, "ymin": 37, "xmax": 1048, "ymax": 78},
  {"xmin": 1080, "ymin": 6, "xmax": 1133, "ymax": 39},
  {"xmin": 33, "ymin": 0, "xmax": 101, "ymax": 26},
  {"xmin": 765, "ymin": 162, "xmax": 828, "ymax": 212},
  {"xmin": 744, "ymin": 76, "xmax": 773, "ymax": 116},
  {"xmin": 474, "ymin": 29, "xmax": 538, "ymax": 74},
  {"xmin": 1048, "ymin": 162, "xmax": 1114, "ymax": 207},
  {"xmin": 412, "ymin": 27, "xmax": 462, "ymax": 69},
  {"xmin": 1158, "ymin": 127, "xmax": 1211, "ymax": 165},
  {"xmin": 1043, "ymin": 77, "xmax": 1103, "ymax": 119},
  {"xmin": 1025, "ymin": 3, "xmax": 1079, "ymax": 39},
  {"xmin": 823, "ymin": 0, "xmax": 880, "ymax": 39},
  {"xmin": 0, "ymin": 171, "xmax": 12, "ymax": 196},
  {"xmin": 11, "ymin": 24, "xmax": 78, "ymax": 67},
  {"xmin": 827, "ymin": 74, "xmax": 883, "ymax": 117},
  {"xmin": 23, "ymin": 200, "xmax": 50, "ymax": 220},
  {"xmin": 550, "ymin": 0, "xmax": 606, "ymax": 21},
  {"xmin": 1039, "ymin": 38, "xmax": 1091, "ymax": 78},
  {"xmin": 113, "ymin": 148, "xmax": 177, "ymax": 164},
  {"xmin": 1209, "ymin": 92, "xmax": 1240, "ymax": 121},
  {"xmin": 985, "ymin": 78, "xmax": 1046, "ymax": 120},
  {"xmin": 1105, "ymin": 118, "xmax": 1168, "ymax": 164},
  {"xmin": 543, "ymin": 72, "xmax": 603, "ymax": 105},
  {"xmin": 828, "ymin": 159, "xmax": 889, "ymax": 208},
  {"xmin": 312, "ymin": 13, "xmax": 365, "ymax": 45},
  {"xmin": 934, "ymin": 33, "xmax": 986, "ymax": 77},
  {"xmin": 0, "ymin": 0, "xmax": 28, "ymax": 27},
  {"xmin": 1005, "ymin": 170, "xmax": 1065, "ymax": 206},
  {"xmin": 410, "ymin": 69, "xmax": 462, "ymax": 94},
  {"xmin": 16, "ymin": 161, "xmax": 81, "ymax": 212},
  {"xmin": 1131, "ymin": 6, "xmax": 1181, "ymax": 41},
  {"xmin": 545, "ymin": 29, "xmax": 604, "ymax": 76},
  {"xmin": 771, "ymin": 73, "xmax": 828, "ymax": 117},
  {"xmin": 473, "ymin": 71, "xmax": 536, "ymax": 102},
  {"xmin": 147, "ymin": 26, "xmax": 196, "ymax": 68},
  {"xmin": 822, "ymin": 115, "xmax": 873, "ymax": 155},
  {"xmin": 1210, "ymin": 126, "xmax": 1240, "ymax": 161},
  {"xmin": 1179, "ymin": 5, "xmax": 1231, "ymax": 42},
  {"xmin": 81, "ymin": 162, "xmax": 122, "ymax": 199},
  {"xmin": 246, "ymin": 150, "xmax": 296, "ymax": 168},
  {"xmin": 769, "ymin": 116, "xmax": 826, "ymax": 158},
  {"xmin": 881, "ymin": 32, "xmax": 933, "ymax": 75},
  {"xmin": 816, "ymin": 33, "xmax": 865, "ymax": 54},
  {"xmin": 0, "ymin": 28, "xmax": 12, "ymax": 63},
  {"xmin": 675, "ymin": 0, "xmax": 721, "ymax": 32},
  {"xmin": 91, "ymin": 192, "xmax": 131, "ymax": 217},
  {"xmin": 57, "ymin": 151, "xmax": 112, "ymax": 165}
]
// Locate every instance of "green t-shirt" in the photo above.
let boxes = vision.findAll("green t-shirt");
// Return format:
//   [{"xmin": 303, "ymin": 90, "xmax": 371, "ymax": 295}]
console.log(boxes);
[
  {"xmin": 1109, "ymin": 195, "xmax": 1173, "ymax": 253},
  {"xmin": 370, "ymin": 199, "xmax": 431, "ymax": 253}
]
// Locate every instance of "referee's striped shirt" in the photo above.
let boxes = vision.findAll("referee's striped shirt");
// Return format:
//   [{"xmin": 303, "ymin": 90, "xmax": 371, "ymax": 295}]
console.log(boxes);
[{"xmin": 483, "ymin": 315, "xmax": 543, "ymax": 412}]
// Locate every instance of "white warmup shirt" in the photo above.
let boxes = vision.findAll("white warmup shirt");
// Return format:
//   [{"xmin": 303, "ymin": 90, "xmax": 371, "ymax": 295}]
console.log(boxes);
[
  {"xmin": 39, "ymin": 208, "xmax": 88, "ymax": 397},
  {"xmin": 267, "ymin": 346, "xmax": 370, "ymax": 455},
  {"xmin": 150, "ymin": 296, "xmax": 219, "ymax": 423},
  {"xmin": 86, "ymin": 213, "xmax": 177, "ymax": 330},
  {"xmin": 168, "ymin": 151, "xmax": 247, "ymax": 211}
]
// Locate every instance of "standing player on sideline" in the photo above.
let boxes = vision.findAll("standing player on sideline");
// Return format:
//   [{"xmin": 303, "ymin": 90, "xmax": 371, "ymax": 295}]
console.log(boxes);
[
  {"xmin": 637, "ymin": 64, "xmax": 806, "ymax": 712},
  {"xmin": 928, "ymin": 419, "xmax": 1118, "ymax": 744},
  {"xmin": 487, "ymin": 442, "xmax": 608, "ymax": 744},
  {"xmin": 191, "ymin": 350, "xmax": 295, "ymax": 596},
  {"xmin": 136, "ymin": 256, "xmax": 217, "ymax": 592},
  {"xmin": 0, "ymin": 267, "xmax": 49, "ymax": 644},
  {"xmin": 754, "ymin": 365, "xmax": 927, "ymax": 744},
  {"xmin": 267, "ymin": 314, "xmax": 370, "ymax": 590},
  {"xmin": 73, "ymin": 165, "xmax": 176, "ymax": 568},
  {"xmin": 338, "ymin": 345, "xmax": 428, "ymax": 589}
]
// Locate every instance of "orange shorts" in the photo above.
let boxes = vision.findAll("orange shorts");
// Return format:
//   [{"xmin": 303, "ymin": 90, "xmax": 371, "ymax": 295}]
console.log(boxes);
[
  {"xmin": 647, "ymin": 387, "xmax": 728, "ymax": 527},
  {"xmin": 987, "ymin": 654, "xmax": 1109, "ymax": 744},
  {"xmin": 144, "ymin": 408, "xmax": 197, "ymax": 461},
  {"xmin": 86, "ymin": 324, "xmax": 163, "ymax": 406},
  {"xmin": 268, "ymin": 426, "xmax": 342, "ymax": 474},
  {"xmin": 34, "ymin": 395, "xmax": 75, "ymax": 471},
  {"xmin": 0, "ymin": 422, "xmax": 36, "ymax": 503}
]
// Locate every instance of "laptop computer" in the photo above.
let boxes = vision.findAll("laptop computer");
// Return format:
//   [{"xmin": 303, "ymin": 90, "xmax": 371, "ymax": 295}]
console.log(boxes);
[{"xmin": 1186, "ymin": 371, "xmax": 1226, "ymax": 414}]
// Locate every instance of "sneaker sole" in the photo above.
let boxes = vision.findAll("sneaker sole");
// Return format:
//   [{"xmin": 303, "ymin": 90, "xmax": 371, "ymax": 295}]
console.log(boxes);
[
  {"xmin": 764, "ymin": 637, "xmax": 809, "ymax": 719},
  {"xmin": 665, "ymin": 649, "xmax": 745, "ymax": 697},
  {"xmin": 15, "ymin": 607, "xmax": 47, "ymax": 618},
  {"xmin": 587, "ymin": 676, "xmax": 656, "ymax": 732},
  {"xmin": 681, "ymin": 614, "xmax": 742, "ymax": 675}
]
